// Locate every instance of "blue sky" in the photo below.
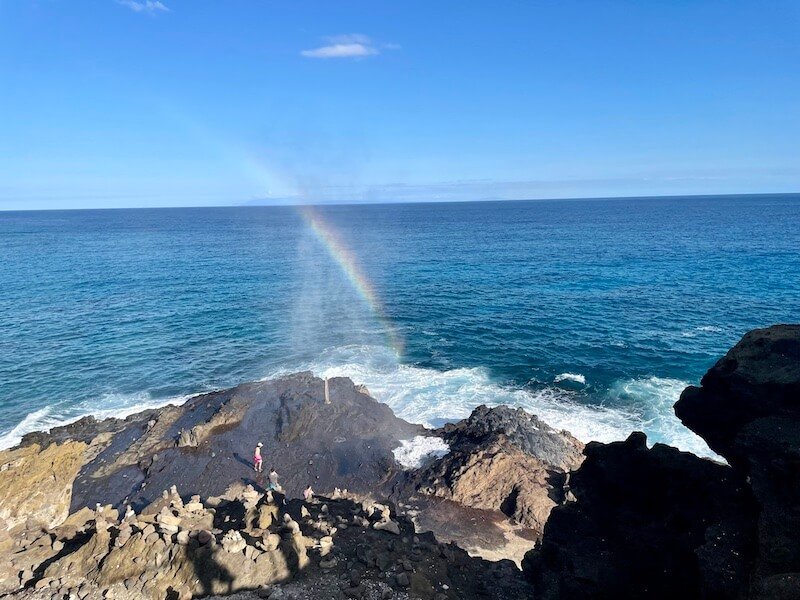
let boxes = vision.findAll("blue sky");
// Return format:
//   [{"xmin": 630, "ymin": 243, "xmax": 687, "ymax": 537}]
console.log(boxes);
[{"xmin": 1, "ymin": 0, "xmax": 798, "ymax": 210}]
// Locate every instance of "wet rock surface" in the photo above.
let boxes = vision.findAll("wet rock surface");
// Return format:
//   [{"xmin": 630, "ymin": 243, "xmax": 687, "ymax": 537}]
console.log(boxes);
[{"xmin": 27, "ymin": 372, "xmax": 423, "ymax": 513}]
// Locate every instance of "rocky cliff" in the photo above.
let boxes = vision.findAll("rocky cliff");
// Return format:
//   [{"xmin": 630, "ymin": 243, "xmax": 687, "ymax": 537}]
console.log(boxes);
[
  {"xmin": 1, "ymin": 325, "xmax": 798, "ymax": 599},
  {"xmin": 676, "ymin": 324, "xmax": 800, "ymax": 598},
  {"xmin": 0, "ymin": 372, "xmax": 566, "ymax": 599},
  {"xmin": 524, "ymin": 324, "xmax": 800, "ymax": 599},
  {"xmin": 407, "ymin": 405, "xmax": 583, "ymax": 532}
]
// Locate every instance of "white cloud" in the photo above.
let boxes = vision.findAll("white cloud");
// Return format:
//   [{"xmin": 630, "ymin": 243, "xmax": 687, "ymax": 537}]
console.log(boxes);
[
  {"xmin": 301, "ymin": 43, "xmax": 378, "ymax": 59},
  {"xmin": 300, "ymin": 34, "xmax": 397, "ymax": 59},
  {"xmin": 117, "ymin": 0, "xmax": 170, "ymax": 14}
]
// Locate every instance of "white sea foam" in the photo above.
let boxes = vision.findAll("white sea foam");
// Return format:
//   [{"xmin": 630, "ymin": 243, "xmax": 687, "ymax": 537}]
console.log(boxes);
[
  {"xmin": 393, "ymin": 436, "xmax": 450, "ymax": 469},
  {"xmin": 0, "ymin": 407, "xmax": 59, "ymax": 450},
  {"xmin": 267, "ymin": 345, "xmax": 713, "ymax": 457},
  {"xmin": 0, "ymin": 391, "xmax": 190, "ymax": 450},
  {"xmin": 697, "ymin": 325, "xmax": 724, "ymax": 333},
  {"xmin": 554, "ymin": 372, "xmax": 586, "ymax": 385},
  {"xmin": 681, "ymin": 325, "xmax": 726, "ymax": 338},
  {"xmin": 606, "ymin": 376, "xmax": 715, "ymax": 458},
  {"xmin": 1, "ymin": 345, "xmax": 717, "ymax": 461}
]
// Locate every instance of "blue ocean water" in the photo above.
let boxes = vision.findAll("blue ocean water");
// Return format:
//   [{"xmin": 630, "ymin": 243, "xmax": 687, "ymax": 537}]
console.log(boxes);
[{"xmin": 1, "ymin": 195, "xmax": 798, "ymax": 455}]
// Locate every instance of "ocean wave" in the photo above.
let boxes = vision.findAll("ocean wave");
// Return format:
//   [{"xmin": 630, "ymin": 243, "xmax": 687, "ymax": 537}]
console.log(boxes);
[
  {"xmin": 681, "ymin": 325, "xmax": 726, "ymax": 338},
  {"xmin": 1, "ymin": 346, "xmax": 716, "ymax": 460},
  {"xmin": 554, "ymin": 372, "xmax": 586, "ymax": 385},
  {"xmin": 267, "ymin": 345, "xmax": 711, "ymax": 455},
  {"xmin": 605, "ymin": 377, "xmax": 715, "ymax": 457},
  {"xmin": 0, "ymin": 407, "xmax": 60, "ymax": 450},
  {"xmin": 0, "ymin": 391, "xmax": 190, "ymax": 450}
]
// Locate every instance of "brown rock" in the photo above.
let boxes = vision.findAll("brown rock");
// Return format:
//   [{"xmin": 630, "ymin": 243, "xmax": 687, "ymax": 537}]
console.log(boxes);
[{"xmin": 0, "ymin": 441, "xmax": 87, "ymax": 530}]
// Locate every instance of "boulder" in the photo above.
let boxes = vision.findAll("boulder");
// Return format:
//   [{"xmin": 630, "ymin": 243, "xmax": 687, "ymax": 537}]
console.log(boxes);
[
  {"xmin": 373, "ymin": 520, "xmax": 400, "ymax": 535},
  {"xmin": 412, "ymin": 405, "xmax": 584, "ymax": 533},
  {"xmin": 676, "ymin": 324, "xmax": 800, "ymax": 596},
  {"xmin": 438, "ymin": 404, "xmax": 585, "ymax": 471},
  {"xmin": 522, "ymin": 432, "xmax": 758, "ymax": 598},
  {"xmin": 221, "ymin": 530, "xmax": 246, "ymax": 553}
]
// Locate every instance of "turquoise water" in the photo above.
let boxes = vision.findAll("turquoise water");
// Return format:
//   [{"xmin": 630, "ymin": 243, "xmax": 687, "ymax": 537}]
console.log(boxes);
[{"xmin": 1, "ymin": 195, "xmax": 799, "ymax": 454}]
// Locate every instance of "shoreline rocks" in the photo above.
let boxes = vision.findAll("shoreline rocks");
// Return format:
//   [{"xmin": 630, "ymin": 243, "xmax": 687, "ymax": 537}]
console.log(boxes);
[
  {"xmin": 410, "ymin": 405, "xmax": 584, "ymax": 532},
  {"xmin": 525, "ymin": 324, "xmax": 800, "ymax": 599},
  {"xmin": 1, "ymin": 324, "xmax": 798, "ymax": 599},
  {"xmin": 0, "ymin": 481, "xmax": 533, "ymax": 600},
  {"xmin": 522, "ymin": 432, "xmax": 758, "ymax": 598},
  {"xmin": 676, "ymin": 324, "xmax": 800, "ymax": 598},
  {"xmin": 0, "ymin": 440, "xmax": 87, "ymax": 531}
]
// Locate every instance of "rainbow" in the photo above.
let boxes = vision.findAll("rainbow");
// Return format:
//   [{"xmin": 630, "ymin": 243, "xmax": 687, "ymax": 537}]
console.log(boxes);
[
  {"xmin": 298, "ymin": 205, "xmax": 404, "ymax": 357},
  {"xmin": 151, "ymin": 110, "xmax": 402, "ymax": 355}
]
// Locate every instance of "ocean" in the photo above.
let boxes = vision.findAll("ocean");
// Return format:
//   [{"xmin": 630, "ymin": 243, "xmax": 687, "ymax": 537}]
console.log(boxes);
[{"xmin": 1, "ymin": 194, "xmax": 798, "ymax": 456}]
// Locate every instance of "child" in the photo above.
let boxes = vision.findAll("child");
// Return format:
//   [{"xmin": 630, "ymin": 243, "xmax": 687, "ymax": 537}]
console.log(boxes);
[{"xmin": 253, "ymin": 442, "xmax": 263, "ymax": 473}]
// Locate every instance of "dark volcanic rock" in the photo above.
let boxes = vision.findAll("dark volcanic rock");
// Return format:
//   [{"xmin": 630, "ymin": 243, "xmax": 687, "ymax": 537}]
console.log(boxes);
[
  {"xmin": 676, "ymin": 324, "xmax": 800, "ymax": 597},
  {"xmin": 438, "ymin": 404, "xmax": 584, "ymax": 472},
  {"xmin": 523, "ymin": 432, "xmax": 758, "ymax": 599},
  {"xmin": 407, "ymin": 405, "xmax": 584, "ymax": 534},
  {"xmin": 527, "ymin": 325, "xmax": 800, "ymax": 600},
  {"xmin": 24, "ymin": 372, "xmax": 422, "ymax": 513},
  {"xmin": 675, "ymin": 324, "xmax": 800, "ymax": 464}
]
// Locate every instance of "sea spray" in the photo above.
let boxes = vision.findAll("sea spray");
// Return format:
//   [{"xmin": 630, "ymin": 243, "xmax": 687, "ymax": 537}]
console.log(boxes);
[
  {"xmin": 393, "ymin": 436, "xmax": 450, "ymax": 469},
  {"xmin": 267, "ymin": 344, "xmax": 718, "ymax": 458}
]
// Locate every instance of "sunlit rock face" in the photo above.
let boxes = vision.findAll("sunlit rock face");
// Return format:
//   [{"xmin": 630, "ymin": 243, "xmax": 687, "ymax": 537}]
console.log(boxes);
[
  {"xmin": 410, "ymin": 405, "xmax": 584, "ymax": 532},
  {"xmin": 0, "ymin": 481, "xmax": 534, "ymax": 600},
  {"xmin": 0, "ymin": 440, "xmax": 87, "ymax": 531}
]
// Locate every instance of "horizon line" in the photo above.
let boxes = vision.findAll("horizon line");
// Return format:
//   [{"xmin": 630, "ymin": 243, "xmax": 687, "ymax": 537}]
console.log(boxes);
[{"xmin": 1, "ymin": 190, "xmax": 799, "ymax": 214}]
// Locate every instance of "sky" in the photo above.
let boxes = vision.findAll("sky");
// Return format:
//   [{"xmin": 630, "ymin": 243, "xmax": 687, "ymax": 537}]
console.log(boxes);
[{"xmin": 0, "ymin": 0, "xmax": 799, "ymax": 210}]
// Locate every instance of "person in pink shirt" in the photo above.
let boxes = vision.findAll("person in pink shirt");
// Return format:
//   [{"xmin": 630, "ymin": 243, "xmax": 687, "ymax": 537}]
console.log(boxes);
[{"xmin": 253, "ymin": 442, "xmax": 263, "ymax": 473}]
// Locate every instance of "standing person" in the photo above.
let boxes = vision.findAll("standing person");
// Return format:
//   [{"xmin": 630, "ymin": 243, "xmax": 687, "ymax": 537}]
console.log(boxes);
[
  {"xmin": 253, "ymin": 442, "xmax": 263, "ymax": 473},
  {"xmin": 268, "ymin": 467, "xmax": 280, "ymax": 491}
]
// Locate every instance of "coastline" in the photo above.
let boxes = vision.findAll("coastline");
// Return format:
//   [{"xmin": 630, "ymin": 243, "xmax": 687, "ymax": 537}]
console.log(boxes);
[
  {"xmin": 0, "ymin": 346, "xmax": 715, "ymax": 459},
  {"xmin": 0, "ymin": 325, "xmax": 797, "ymax": 599}
]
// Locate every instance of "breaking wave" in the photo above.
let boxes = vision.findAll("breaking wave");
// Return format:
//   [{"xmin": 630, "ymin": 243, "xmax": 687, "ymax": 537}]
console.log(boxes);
[
  {"xmin": 0, "ymin": 391, "xmax": 190, "ymax": 450},
  {"xmin": 393, "ymin": 436, "xmax": 450, "ymax": 469},
  {"xmin": 269, "ymin": 345, "xmax": 717, "ymax": 458},
  {"xmin": 554, "ymin": 372, "xmax": 586, "ymax": 385},
  {"xmin": 605, "ymin": 376, "xmax": 714, "ymax": 457},
  {"xmin": 1, "ymin": 345, "xmax": 715, "ymax": 459}
]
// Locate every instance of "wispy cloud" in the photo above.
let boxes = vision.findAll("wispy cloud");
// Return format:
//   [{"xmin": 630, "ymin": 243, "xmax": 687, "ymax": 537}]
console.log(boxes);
[
  {"xmin": 116, "ymin": 0, "xmax": 170, "ymax": 14},
  {"xmin": 301, "ymin": 34, "xmax": 398, "ymax": 59}
]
